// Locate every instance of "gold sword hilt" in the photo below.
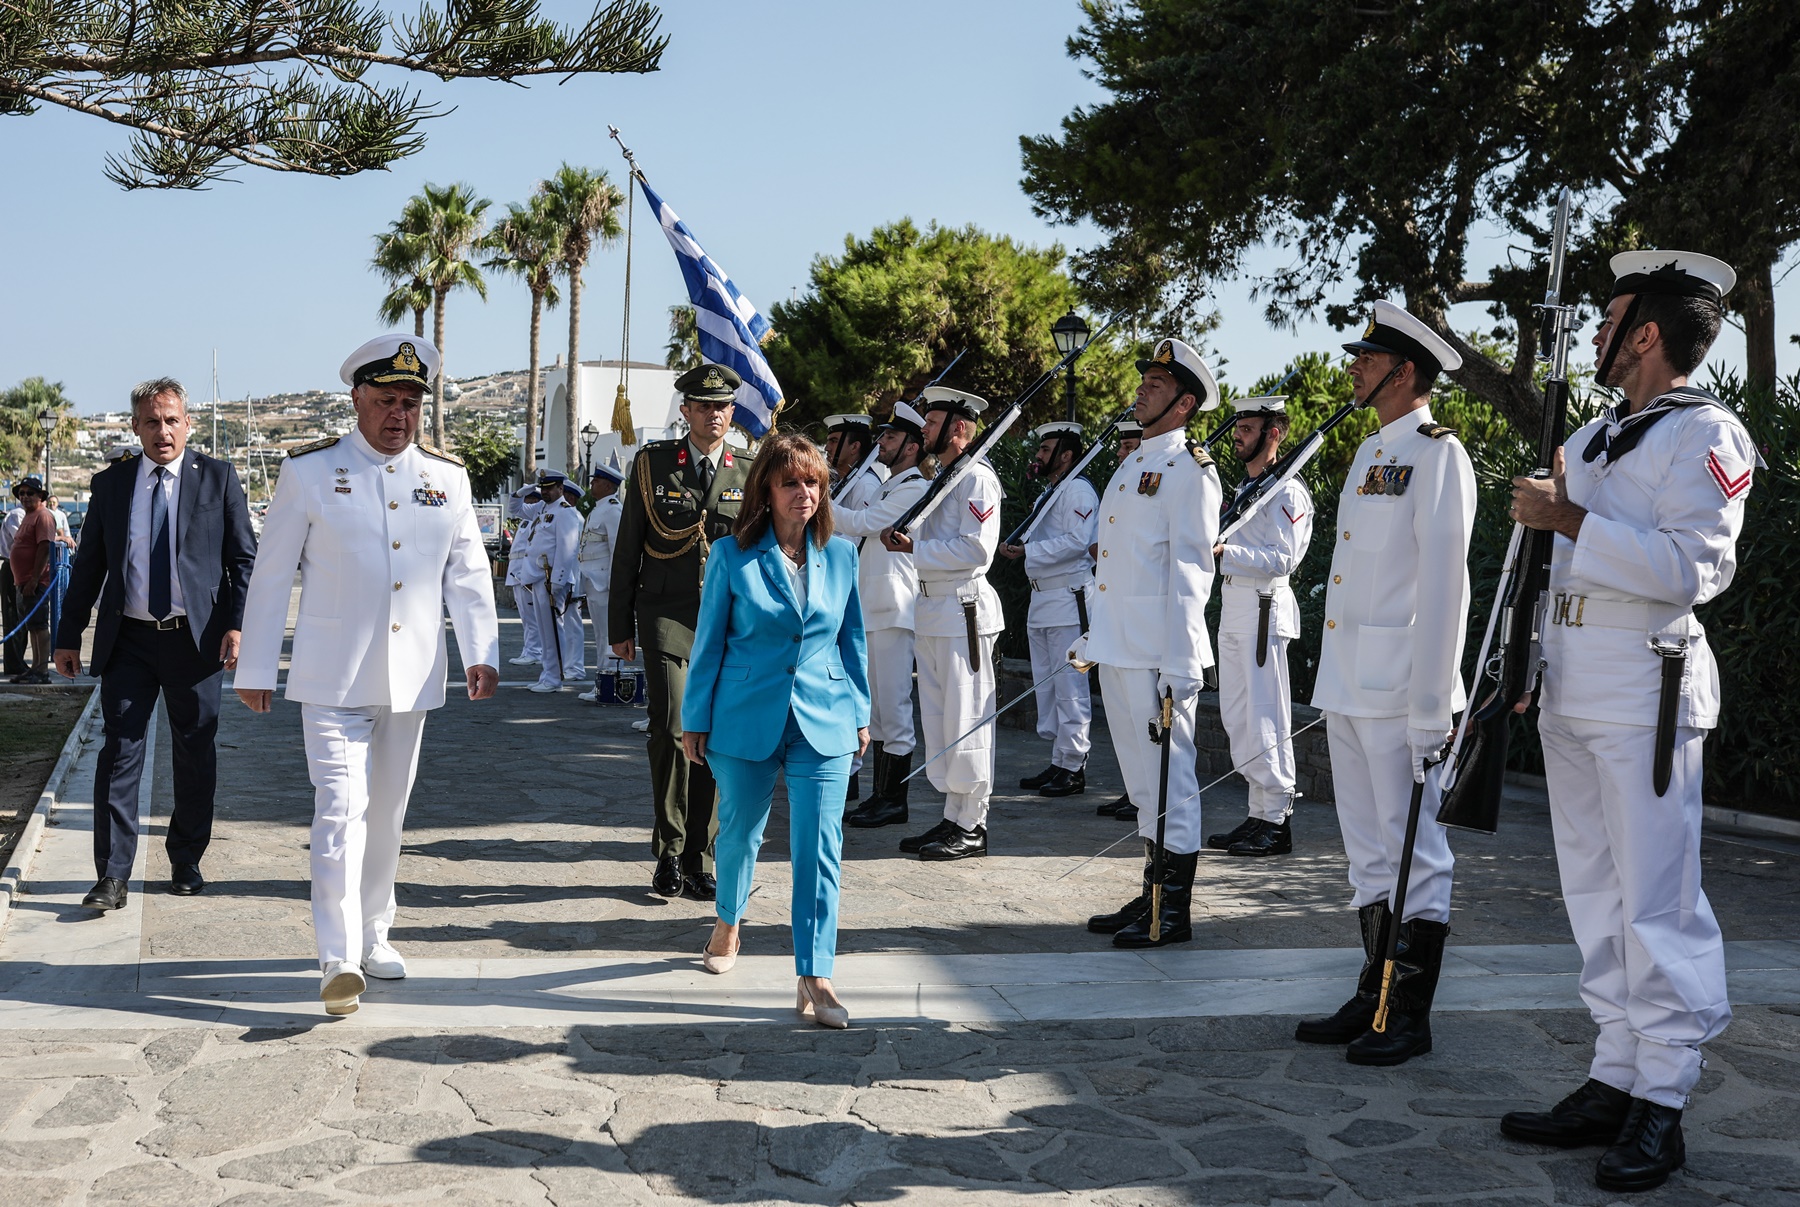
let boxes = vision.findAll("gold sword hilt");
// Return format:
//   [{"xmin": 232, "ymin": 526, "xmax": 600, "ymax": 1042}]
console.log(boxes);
[
  {"xmin": 1149, "ymin": 885, "xmax": 1163, "ymax": 942},
  {"xmin": 1372, "ymin": 961, "xmax": 1396, "ymax": 1033}
]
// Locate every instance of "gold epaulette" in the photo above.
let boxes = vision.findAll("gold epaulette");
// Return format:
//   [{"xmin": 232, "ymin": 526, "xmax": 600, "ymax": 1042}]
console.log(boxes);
[
  {"xmin": 287, "ymin": 436, "xmax": 340, "ymax": 458},
  {"xmin": 419, "ymin": 443, "xmax": 464, "ymax": 466},
  {"xmin": 1186, "ymin": 441, "xmax": 1215, "ymax": 468},
  {"xmin": 1419, "ymin": 423, "xmax": 1458, "ymax": 440}
]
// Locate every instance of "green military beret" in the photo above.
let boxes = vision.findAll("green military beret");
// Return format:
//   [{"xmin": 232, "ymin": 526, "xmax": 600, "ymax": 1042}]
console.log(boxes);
[{"xmin": 674, "ymin": 363, "xmax": 742, "ymax": 402}]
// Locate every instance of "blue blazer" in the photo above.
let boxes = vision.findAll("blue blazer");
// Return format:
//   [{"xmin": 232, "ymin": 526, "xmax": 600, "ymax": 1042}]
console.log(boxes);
[
  {"xmin": 57, "ymin": 450, "xmax": 258, "ymax": 676},
  {"xmin": 682, "ymin": 527, "xmax": 870, "ymax": 761}
]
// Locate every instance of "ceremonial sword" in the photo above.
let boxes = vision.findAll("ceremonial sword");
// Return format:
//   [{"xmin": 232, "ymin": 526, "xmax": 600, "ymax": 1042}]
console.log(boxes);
[{"xmin": 898, "ymin": 662, "xmax": 1077, "ymax": 785}]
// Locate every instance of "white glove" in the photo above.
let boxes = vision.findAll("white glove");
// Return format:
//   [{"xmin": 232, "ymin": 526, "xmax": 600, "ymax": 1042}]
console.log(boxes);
[
  {"xmin": 1066, "ymin": 633, "xmax": 1091, "ymax": 668},
  {"xmin": 1407, "ymin": 726, "xmax": 1448, "ymax": 785},
  {"xmin": 1157, "ymin": 672, "xmax": 1202, "ymax": 701}
]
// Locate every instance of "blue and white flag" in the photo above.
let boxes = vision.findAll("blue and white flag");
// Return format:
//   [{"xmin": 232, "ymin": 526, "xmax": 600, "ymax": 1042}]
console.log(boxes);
[{"xmin": 637, "ymin": 174, "xmax": 784, "ymax": 437}]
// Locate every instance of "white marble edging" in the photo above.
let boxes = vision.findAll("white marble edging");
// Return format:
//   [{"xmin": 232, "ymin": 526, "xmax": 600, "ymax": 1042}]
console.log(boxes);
[{"xmin": 0, "ymin": 686, "xmax": 101, "ymax": 936}]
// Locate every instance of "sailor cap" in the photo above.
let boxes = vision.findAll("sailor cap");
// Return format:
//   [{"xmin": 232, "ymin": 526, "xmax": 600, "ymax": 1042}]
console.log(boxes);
[
  {"xmin": 824, "ymin": 413, "xmax": 874, "ymax": 432},
  {"xmin": 1031, "ymin": 422, "xmax": 1084, "ymax": 442},
  {"xmin": 1342, "ymin": 300, "xmax": 1463, "ymax": 377},
  {"xmin": 1135, "ymin": 337, "xmax": 1220, "ymax": 411},
  {"xmin": 340, "ymin": 333, "xmax": 440, "ymax": 389},
  {"xmin": 1232, "ymin": 396, "xmax": 1288, "ymax": 418},
  {"xmin": 1116, "ymin": 418, "xmax": 1144, "ymax": 436},
  {"xmin": 887, "ymin": 400, "xmax": 928, "ymax": 437},
  {"xmin": 1609, "ymin": 250, "xmax": 1735, "ymax": 309},
  {"xmin": 920, "ymin": 386, "xmax": 988, "ymax": 421}
]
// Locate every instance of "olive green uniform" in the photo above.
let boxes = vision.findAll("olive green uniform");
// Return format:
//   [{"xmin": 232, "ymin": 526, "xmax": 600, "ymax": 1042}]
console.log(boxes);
[{"xmin": 609, "ymin": 438, "xmax": 754, "ymax": 871}]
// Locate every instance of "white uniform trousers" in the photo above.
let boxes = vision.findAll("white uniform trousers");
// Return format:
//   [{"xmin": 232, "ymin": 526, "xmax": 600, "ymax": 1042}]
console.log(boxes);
[
  {"xmin": 525, "ymin": 581, "xmax": 583, "ymax": 687},
  {"xmin": 1323, "ymin": 711, "xmax": 1454, "ymax": 924},
  {"xmin": 1029, "ymin": 623, "xmax": 1091, "ymax": 770},
  {"xmin": 1218, "ymin": 630, "xmax": 1297, "ymax": 821},
  {"xmin": 1540, "ymin": 711, "xmax": 1727, "ymax": 1108},
  {"xmin": 514, "ymin": 583, "xmax": 542, "ymax": 660},
  {"xmin": 915, "ymin": 631, "xmax": 996, "ymax": 830},
  {"xmin": 1098, "ymin": 665, "xmax": 1202, "ymax": 854},
  {"xmin": 302, "ymin": 704, "xmax": 428, "ymax": 971},
  {"xmin": 866, "ymin": 627, "xmax": 917, "ymax": 757},
  {"xmin": 555, "ymin": 586, "xmax": 586, "ymax": 681},
  {"xmin": 581, "ymin": 578, "xmax": 619, "ymax": 675}
]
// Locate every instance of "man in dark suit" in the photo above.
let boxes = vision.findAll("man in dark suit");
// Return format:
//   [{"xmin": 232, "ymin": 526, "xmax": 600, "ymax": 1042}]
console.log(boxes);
[{"xmin": 54, "ymin": 377, "xmax": 257, "ymax": 910}]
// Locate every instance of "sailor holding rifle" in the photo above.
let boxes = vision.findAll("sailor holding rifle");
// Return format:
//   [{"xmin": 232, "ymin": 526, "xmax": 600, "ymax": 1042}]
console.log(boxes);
[{"xmin": 1498, "ymin": 252, "xmax": 1753, "ymax": 1194}]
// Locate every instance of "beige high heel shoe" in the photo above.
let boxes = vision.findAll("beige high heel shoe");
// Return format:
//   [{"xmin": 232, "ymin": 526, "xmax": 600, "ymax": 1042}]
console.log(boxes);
[
  {"xmin": 796, "ymin": 977, "xmax": 850, "ymax": 1029},
  {"xmin": 701, "ymin": 927, "xmax": 740, "ymax": 975}
]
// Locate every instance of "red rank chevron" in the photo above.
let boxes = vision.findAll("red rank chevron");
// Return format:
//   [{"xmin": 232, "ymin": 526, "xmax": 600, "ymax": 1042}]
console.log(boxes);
[
  {"xmin": 1707, "ymin": 450, "xmax": 1751, "ymax": 501},
  {"xmin": 970, "ymin": 500, "xmax": 995, "ymax": 523},
  {"xmin": 1281, "ymin": 505, "xmax": 1304, "ymax": 525},
  {"xmin": 1074, "ymin": 508, "xmax": 1092, "ymax": 520}
]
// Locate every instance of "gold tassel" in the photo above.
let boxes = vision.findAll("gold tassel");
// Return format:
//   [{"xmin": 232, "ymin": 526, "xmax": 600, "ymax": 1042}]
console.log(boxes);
[{"xmin": 611, "ymin": 383, "xmax": 636, "ymax": 447}]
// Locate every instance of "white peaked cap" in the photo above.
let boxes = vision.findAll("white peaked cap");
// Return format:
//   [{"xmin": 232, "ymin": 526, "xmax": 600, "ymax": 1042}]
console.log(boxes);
[
  {"xmin": 592, "ymin": 449, "xmax": 627, "ymax": 483},
  {"xmin": 1342, "ymin": 300, "xmax": 1463, "ymax": 374},
  {"xmin": 339, "ymin": 333, "xmax": 441, "ymax": 388},
  {"xmin": 1136, "ymin": 337, "xmax": 1221, "ymax": 412}
]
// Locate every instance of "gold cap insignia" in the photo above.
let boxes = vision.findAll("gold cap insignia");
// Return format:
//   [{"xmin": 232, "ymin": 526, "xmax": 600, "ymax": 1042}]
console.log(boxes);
[
  {"xmin": 1153, "ymin": 340, "xmax": 1174, "ymax": 364},
  {"xmin": 702, "ymin": 368, "xmax": 726, "ymax": 390},
  {"xmin": 394, "ymin": 342, "xmax": 423, "ymax": 374},
  {"xmin": 1363, "ymin": 320, "xmax": 1377, "ymax": 339}
]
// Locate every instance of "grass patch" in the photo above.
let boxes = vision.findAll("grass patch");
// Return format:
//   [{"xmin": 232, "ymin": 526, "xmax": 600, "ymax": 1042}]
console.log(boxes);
[{"xmin": 0, "ymin": 688, "xmax": 91, "ymax": 868}]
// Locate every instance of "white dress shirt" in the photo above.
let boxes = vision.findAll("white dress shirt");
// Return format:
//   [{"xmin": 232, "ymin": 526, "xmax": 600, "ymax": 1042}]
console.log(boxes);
[{"xmin": 124, "ymin": 454, "xmax": 187, "ymax": 621}]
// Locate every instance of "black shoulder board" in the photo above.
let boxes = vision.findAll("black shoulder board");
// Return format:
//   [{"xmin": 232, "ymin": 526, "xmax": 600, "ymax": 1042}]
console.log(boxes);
[
  {"xmin": 287, "ymin": 436, "xmax": 339, "ymax": 458},
  {"xmin": 1186, "ymin": 441, "xmax": 1214, "ymax": 468},
  {"xmin": 1418, "ymin": 423, "xmax": 1457, "ymax": 440},
  {"xmin": 419, "ymin": 443, "xmax": 464, "ymax": 467}
]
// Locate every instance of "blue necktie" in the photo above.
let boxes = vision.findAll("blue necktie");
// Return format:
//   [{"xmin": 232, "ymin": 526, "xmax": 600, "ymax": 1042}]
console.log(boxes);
[{"xmin": 149, "ymin": 466, "xmax": 171, "ymax": 620}]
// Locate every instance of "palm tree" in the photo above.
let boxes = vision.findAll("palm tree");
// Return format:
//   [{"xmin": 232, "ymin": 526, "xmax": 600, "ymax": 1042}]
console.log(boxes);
[
  {"xmin": 372, "ymin": 228, "xmax": 432, "ymax": 337},
  {"xmin": 666, "ymin": 304, "xmax": 701, "ymax": 371},
  {"xmin": 538, "ymin": 164, "xmax": 625, "ymax": 469},
  {"xmin": 415, "ymin": 183, "xmax": 492, "ymax": 448},
  {"xmin": 1, "ymin": 377, "xmax": 79, "ymax": 483},
  {"xmin": 483, "ymin": 197, "xmax": 563, "ymax": 477}
]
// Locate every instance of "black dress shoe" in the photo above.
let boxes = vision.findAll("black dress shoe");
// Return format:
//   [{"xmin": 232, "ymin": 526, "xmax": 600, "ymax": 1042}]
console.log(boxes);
[
  {"xmin": 1095, "ymin": 793, "xmax": 1131, "ymax": 817},
  {"xmin": 682, "ymin": 870, "xmax": 717, "ymax": 901},
  {"xmin": 1115, "ymin": 802, "xmax": 1139, "ymax": 821},
  {"xmin": 1019, "ymin": 765, "xmax": 1058, "ymax": 790},
  {"xmin": 651, "ymin": 855, "xmax": 684, "ymax": 897},
  {"xmin": 1595, "ymin": 1099, "xmax": 1685, "ymax": 1193},
  {"xmin": 1501, "ymin": 1079, "xmax": 1634, "ymax": 1148},
  {"xmin": 1228, "ymin": 818, "xmax": 1293, "ymax": 857},
  {"xmin": 169, "ymin": 863, "xmax": 205, "ymax": 895},
  {"xmin": 1206, "ymin": 816, "xmax": 1259, "ymax": 850},
  {"xmin": 846, "ymin": 797, "xmax": 909, "ymax": 829},
  {"xmin": 1039, "ymin": 766, "xmax": 1086, "ymax": 797},
  {"xmin": 898, "ymin": 819, "xmax": 954, "ymax": 854},
  {"xmin": 81, "ymin": 877, "xmax": 128, "ymax": 911},
  {"xmin": 918, "ymin": 824, "xmax": 987, "ymax": 861}
]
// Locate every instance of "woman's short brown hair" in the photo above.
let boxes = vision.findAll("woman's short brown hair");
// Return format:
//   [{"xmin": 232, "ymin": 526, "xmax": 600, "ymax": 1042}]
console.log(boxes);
[{"xmin": 733, "ymin": 431, "xmax": 835, "ymax": 551}]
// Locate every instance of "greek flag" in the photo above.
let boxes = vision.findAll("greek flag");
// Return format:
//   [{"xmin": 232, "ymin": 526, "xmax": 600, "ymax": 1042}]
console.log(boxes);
[{"xmin": 637, "ymin": 174, "xmax": 783, "ymax": 436}]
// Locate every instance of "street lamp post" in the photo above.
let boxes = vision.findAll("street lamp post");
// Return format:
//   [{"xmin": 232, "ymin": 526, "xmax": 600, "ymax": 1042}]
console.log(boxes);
[
  {"xmin": 1050, "ymin": 310, "xmax": 1092, "ymax": 423},
  {"xmin": 35, "ymin": 407, "xmax": 57, "ymax": 492},
  {"xmin": 580, "ymin": 421, "xmax": 599, "ymax": 482}
]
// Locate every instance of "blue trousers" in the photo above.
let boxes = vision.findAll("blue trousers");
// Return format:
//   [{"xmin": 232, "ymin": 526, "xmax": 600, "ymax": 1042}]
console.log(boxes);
[{"xmin": 707, "ymin": 711, "xmax": 850, "ymax": 977}]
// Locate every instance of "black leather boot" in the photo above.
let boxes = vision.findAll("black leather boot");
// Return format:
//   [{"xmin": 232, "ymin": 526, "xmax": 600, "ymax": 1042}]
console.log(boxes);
[
  {"xmin": 1595, "ymin": 1099, "xmax": 1685, "ymax": 1192},
  {"xmin": 848, "ymin": 750, "xmax": 911, "ymax": 829},
  {"xmin": 1501, "ymin": 1079, "xmax": 1634, "ymax": 1148},
  {"xmin": 1087, "ymin": 841, "xmax": 1153, "ymax": 934},
  {"xmin": 1112, "ymin": 847, "xmax": 1197, "ymax": 948},
  {"xmin": 918, "ymin": 823, "xmax": 987, "ymax": 861},
  {"xmin": 1346, "ymin": 917, "xmax": 1448, "ymax": 1066},
  {"xmin": 1206, "ymin": 816, "xmax": 1258, "ymax": 851},
  {"xmin": 847, "ymin": 742, "xmax": 881, "ymax": 808},
  {"xmin": 845, "ymin": 770, "xmax": 860, "ymax": 803},
  {"xmin": 1039, "ymin": 766, "xmax": 1086, "ymax": 797},
  {"xmin": 1019, "ymin": 764, "xmax": 1058, "ymax": 790},
  {"xmin": 1228, "ymin": 817, "xmax": 1293, "ymax": 857},
  {"xmin": 1295, "ymin": 902, "xmax": 1390, "ymax": 1044}
]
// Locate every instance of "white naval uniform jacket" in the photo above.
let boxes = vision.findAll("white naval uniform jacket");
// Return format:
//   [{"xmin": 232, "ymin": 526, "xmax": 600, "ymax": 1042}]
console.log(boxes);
[
  {"xmin": 834, "ymin": 465, "xmax": 929, "ymax": 630},
  {"xmin": 910, "ymin": 457, "xmax": 1003, "ymax": 638},
  {"xmin": 236, "ymin": 429, "xmax": 499, "ymax": 712},
  {"xmin": 836, "ymin": 461, "xmax": 890, "ymax": 513},
  {"xmin": 1218, "ymin": 476, "xmax": 1313, "ymax": 638},
  {"xmin": 1311, "ymin": 405, "xmax": 1475, "ymax": 732},
  {"xmin": 539, "ymin": 498, "xmax": 582, "ymax": 591},
  {"xmin": 1083, "ymin": 428, "xmax": 1222, "ymax": 678},
  {"xmin": 1022, "ymin": 475, "xmax": 1099, "ymax": 629},
  {"xmin": 504, "ymin": 501, "xmax": 543, "ymax": 586},
  {"xmin": 577, "ymin": 494, "xmax": 623, "ymax": 592},
  {"xmin": 1540, "ymin": 391, "xmax": 1755, "ymax": 730}
]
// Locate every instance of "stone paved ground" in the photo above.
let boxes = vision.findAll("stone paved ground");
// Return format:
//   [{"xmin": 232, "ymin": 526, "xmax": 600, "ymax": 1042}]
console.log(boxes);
[{"xmin": 3, "ymin": 606, "xmax": 1799, "ymax": 1205}]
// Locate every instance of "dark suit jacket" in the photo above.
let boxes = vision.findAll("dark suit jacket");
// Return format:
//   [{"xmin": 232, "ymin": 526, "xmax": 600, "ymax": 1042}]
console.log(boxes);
[{"xmin": 57, "ymin": 450, "xmax": 258, "ymax": 675}]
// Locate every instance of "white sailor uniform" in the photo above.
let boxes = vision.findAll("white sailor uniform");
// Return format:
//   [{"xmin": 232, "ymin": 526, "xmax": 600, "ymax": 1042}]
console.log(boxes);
[
  {"xmin": 1310, "ymin": 406, "xmax": 1474, "ymax": 924},
  {"xmin": 836, "ymin": 465, "xmax": 930, "ymax": 757},
  {"xmin": 236, "ymin": 428, "xmax": 498, "ymax": 972},
  {"xmin": 528, "ymin": 496, "xmax": 584, "ymax": 687},
  {"xmin": 911, "ymin": 459, "xmax": 1004, "ymax": 831},
  {"xmin": 1079, "ymin": 429, "xmax": 1220, "ymax": 853},
  {"xmin": 1021, "ymin": 474, "xmax": 1098, "ymax": 772},
  {"xmin": 1537, "ymin": 388, "xmax": 1753, "ymax": 1108},
  {"xmin": 504, "ymin": 496, "xmax": 543, "ymax": 662},
  {"xmin": 1217, "ymin": 476, "xmax": 1313, "ymax": 821},
  {"xmin": 579, "ymin": 492, "xmax": 623, "ymax": 673}
]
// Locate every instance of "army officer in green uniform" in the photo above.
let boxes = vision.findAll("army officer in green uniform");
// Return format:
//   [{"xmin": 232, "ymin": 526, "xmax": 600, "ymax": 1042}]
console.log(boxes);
[{"xmin": 610, "ymin": 364, "xmax": 756, "ymax": 899}]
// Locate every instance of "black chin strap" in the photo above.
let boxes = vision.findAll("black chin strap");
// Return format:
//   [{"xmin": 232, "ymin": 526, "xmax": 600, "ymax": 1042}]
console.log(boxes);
[
  {"xmin": 1357, "ymin": 361, "xmax": 1407, "ymax": 411},
  {"xmin": 1592, "ymin": 294, "xmax": 1644, "ymax": 389}
]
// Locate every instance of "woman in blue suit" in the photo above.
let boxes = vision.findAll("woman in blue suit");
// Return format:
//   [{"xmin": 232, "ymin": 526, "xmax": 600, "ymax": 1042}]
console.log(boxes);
[{"xmin": 682, "ymin": 432, "xmax": 870, "ymax": 1028}]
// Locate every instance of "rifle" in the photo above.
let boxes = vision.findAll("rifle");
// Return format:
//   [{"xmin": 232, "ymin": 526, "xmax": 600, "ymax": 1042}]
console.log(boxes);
[
  {"xmin": 1200, "ymin": 366, "xmax": 1304, "ymax": 454},
  {"xmin": 832, "ymin": 348, "xmax": 968, "ymax": 502},
  {"xmin": 892, "ymin": 317, "xmax": 1117, "ymax": 537},
  {"xmin": 1007, "ymin": 394, "xmax": 1133, "ymax": 545},
  {"xmin": 1435, "ymin": 187, "xmax": 1577, "ymax": 835}
]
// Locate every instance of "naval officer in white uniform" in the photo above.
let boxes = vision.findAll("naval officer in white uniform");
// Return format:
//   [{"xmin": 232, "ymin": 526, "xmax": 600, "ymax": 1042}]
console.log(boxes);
[
  {"xmin": 1298, "ymin": 301, "xmax": 1475, "ymax": 1066},
  {"xmin": 236, "ymin": 334, "xmax": 499, "ymax": 1017},
  {"xmin": 1500, "ymin": 252, "xmax": 1751, "ymax": 1194},
  {"xmin": 879, "ymin": 387, "xmax": 1003, "ymax": 863},
  {"xmin": 1074, "ymin": 338, "xmax": 1222, "ymax": 949},
  {"xmin": 998, "ymin": 422, "xmax": 1097, "ymax": 798},
  {"xmin": 528, "ymin": 474, "xmax": 586, "ymax": 692},
  {"xmin": 1208, "ymin": 396, "xmax": 1314, "ymax": 857},
  {"xmin": 576, "ymin": 452, "xmax": 626, "ymax": 698},
  {"xmin": 504, "ymin": 483, "xmax": 545, "ymax": 666},
  {"xmin": 839, "ymin": 401, "xmax": 932, "ymax": 829}
]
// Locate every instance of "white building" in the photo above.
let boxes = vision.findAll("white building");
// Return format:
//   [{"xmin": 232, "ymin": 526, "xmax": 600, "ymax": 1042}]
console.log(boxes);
[{"xmin": 534, "ymin": 360, "xmax": 684, "ymax": 477}]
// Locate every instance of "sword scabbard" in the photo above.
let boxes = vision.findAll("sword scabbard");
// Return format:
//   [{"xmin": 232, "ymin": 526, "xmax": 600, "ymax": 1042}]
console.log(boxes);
[{"xmin": 1372, "ymin": 961, "xmax": 1395, "ymax": 1033}]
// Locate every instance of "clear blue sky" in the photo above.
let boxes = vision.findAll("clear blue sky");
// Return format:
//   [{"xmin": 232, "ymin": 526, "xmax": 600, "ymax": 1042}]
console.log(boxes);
[{"xmin": 3, "ymin": 1, "xmax": 1793, "ymax": 415}]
